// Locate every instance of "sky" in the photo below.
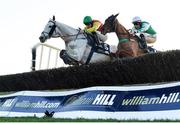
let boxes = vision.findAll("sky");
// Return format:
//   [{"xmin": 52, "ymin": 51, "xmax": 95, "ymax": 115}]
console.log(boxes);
[{"xmin": 0, "ymin": 0, "xmax": 180, "ymax": 75}]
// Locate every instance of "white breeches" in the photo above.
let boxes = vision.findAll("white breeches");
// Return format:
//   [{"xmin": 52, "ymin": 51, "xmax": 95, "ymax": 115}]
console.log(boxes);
[{"xmin": 96, "ymin": 31, "xmax": 108, "ymax": 42}]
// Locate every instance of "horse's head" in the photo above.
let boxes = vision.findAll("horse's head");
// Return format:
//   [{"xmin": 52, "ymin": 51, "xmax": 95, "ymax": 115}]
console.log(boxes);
[
  {"xmin": 101, "ymin": 13, "xmax": 119, "ymax": 35},
  {"xmin": 39, "ymin": 16, "xmax": 57, "ymax": 43}
]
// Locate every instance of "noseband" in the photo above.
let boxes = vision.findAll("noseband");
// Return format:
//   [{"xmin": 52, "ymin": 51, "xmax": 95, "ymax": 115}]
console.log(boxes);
[
  {"xmin": 41, "ymin": 20, "xmax": 57, "ymax": 38},
  {"xmin": 48, "ymin": 22, "xmax": 56, "ymax": 37}
]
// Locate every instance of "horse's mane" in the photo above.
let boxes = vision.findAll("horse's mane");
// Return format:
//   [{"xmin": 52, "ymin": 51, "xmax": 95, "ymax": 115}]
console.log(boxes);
[{"xmin": 114, "ymin": 19, "xmax": 131, "ymax": 37}]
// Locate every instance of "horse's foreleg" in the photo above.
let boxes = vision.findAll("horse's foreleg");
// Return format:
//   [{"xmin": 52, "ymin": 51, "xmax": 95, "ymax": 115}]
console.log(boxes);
[
  {"xmin": 116, "ymin": 42, "xmax": 135, "ymax": 57},
  {"xmin": 130, "ymin": 41, "xmax": 141, "ymax": 57}
]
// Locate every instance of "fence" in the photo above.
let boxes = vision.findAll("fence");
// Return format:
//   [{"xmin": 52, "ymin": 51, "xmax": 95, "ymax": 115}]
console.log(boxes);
[{"xmin": 31, "ymin": 43, "xmax": 66, "ymax": 71}]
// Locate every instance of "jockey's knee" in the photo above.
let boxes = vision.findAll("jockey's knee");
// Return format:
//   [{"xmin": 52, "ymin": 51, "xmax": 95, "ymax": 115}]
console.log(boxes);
[
  {"xmin": 96, "ymin": 31, "xmax": 108, "ymax": 42},
  {"xmin": 143, "ymin": 33, "xmax": 156, "ymax": 44},
  {"xmin": 146, "ymin": 37, "xmax": 156, "ymax": 43},
  {"xmin": 99, "ymin": 34, "xmax": 108, "ymax": 42}
]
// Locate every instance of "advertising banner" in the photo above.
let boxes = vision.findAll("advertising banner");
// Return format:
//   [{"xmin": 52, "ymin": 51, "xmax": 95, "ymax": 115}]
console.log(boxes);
[{"xmin": 1, "ymin": 82, "xmax": 180, "ymax": 120}]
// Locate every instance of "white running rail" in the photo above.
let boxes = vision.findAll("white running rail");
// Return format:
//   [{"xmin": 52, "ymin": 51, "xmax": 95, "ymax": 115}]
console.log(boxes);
[{"xmin": 31, "ymin": 43, "xmax": 65, "ymax": 71}]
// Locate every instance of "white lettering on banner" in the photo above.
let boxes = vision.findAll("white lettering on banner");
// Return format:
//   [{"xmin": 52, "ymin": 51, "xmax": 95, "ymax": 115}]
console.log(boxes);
[
  {"xmin": 15, "ymin": 100, "xmax": 60, "ymax": 109},
  {"xmin": 92, "ymin": 94, "xmax": 116, "ymax": 105},
  {"xmin": 35, "ymin": 101, "xmax": 60, "ymax": 108},
  {"xmin": 2, "ymin": 99, "xmax": 16, "ymax": 107},
  {"xmin": 15, "ymin": 101, "xmax": 30, "ymax": 108},
  {"xmin": 70, "ymin": 97, "xmax": 94, "ymax": 105},
  {"xmin": 122, "ymin": 92, "xmax": 180, "ymax": 106}
]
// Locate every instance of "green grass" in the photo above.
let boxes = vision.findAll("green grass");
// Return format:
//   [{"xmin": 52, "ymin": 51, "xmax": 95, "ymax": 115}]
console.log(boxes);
[
  {"xmin": 0, "ymin": 117, "xmax": 180, "ymax": 122},
  {"xmin": 0, "ymin": 117, "xmax": 120, "ymax": 122}
]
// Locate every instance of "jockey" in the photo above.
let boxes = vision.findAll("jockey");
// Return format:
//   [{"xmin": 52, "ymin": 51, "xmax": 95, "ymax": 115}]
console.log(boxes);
[
  {"xmin": 131, "ymin": 16, "xmax": 157, "ymax": 52},
  {"xmin": 83, "ymin": 16, "xmax": 107, "ymax": 43}
]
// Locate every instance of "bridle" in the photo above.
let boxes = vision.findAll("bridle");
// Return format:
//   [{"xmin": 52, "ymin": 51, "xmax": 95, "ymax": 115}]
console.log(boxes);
[
  {"xmin": 41, "ymin": 20, "xmax": 84, "ymax": 40},
  {"xmin": 41, "ymin": 20, "xmax": 57, "ymax": 38},
  {"xmin": 48, "ymin": 21, "xmax": 56, "ymax": 37}
]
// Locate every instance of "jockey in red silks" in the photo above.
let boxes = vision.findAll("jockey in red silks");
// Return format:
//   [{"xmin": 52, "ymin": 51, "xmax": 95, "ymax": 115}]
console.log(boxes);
[
  {"xmin": 83, "ymin": 16, "xmax": 107, "ymax": 42},
  {"xmin": 131, "ymin": 16, "xmax": 157, "ymax": 52}
]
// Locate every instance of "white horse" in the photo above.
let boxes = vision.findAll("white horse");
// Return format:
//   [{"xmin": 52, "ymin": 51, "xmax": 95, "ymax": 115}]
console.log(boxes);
[{"xmin": 39, "ymin": 16, "xmax": 114, "ymax": 65}]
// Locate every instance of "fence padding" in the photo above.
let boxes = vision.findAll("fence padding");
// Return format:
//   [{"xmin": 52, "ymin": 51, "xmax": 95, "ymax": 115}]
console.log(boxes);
[{"xmin": 0, "ymin": 50, "xmax": 180, "ymax": 92}]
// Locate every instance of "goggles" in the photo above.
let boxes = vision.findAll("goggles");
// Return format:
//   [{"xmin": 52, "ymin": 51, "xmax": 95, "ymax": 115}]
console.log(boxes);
[
  {"xmin": 133, "ymin": 21, "xmax": 141, "ymax": 25},
  {"xmin": 84, "ymin": 22, "xmax": 92, "ymax": 25}
]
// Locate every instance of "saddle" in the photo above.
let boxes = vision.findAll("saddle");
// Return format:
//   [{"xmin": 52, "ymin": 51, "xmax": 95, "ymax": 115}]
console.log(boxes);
[
  {"xmin": 83, "ymin": 32, "xmax": 111, "ymax": 64},
  {"xmin": 85, "ymin": 32, "xmax": 100, "ymax": 46},
  {"xmin": 85, "ymin": 32, "xmax": 110, "ymax": 55}
]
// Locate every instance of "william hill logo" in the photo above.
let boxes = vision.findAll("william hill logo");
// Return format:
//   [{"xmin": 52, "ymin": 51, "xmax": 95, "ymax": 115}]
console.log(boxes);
[
  {"xmin": 92, "ymin": 94, "xmax": 116, "ymax": 105},
  {"xmin": 122, "ymin": 92, "xmax": 180, "ymax": 106}
]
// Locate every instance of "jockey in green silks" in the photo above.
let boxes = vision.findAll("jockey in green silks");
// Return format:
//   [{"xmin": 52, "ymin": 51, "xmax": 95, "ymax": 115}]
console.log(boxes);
[
  {"xmin": 83, "ymin": 16, "xmax": 107, "ymax": 42},
  {"xmin": 131, "ymin": 16, "xmax": 157, "ymax": 51}
]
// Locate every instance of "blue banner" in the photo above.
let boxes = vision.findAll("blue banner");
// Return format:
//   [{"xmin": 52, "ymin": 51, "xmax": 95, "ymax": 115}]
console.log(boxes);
[{"xmin": 1, "ymin": 84, "xmax": 180, "ymax": 113}]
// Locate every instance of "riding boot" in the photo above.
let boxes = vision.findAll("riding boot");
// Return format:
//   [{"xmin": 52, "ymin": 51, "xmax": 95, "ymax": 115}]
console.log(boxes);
[
  {"xmin": 140, "ymin": 34, "xmax": 149, "ymax": 53},
  {"xmin": 92, "ymin": 32, "xmax": 100, "ymax": 46}
]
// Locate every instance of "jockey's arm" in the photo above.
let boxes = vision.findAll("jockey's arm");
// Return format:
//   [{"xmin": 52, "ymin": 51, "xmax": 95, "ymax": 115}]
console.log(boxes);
[
  {"xmin": 85, "ymin": 22, "xmax": 101, "ymax": 33},
  {"xmin": 139, "ymin": 23, "xmax": 150, "ymax": 33}
]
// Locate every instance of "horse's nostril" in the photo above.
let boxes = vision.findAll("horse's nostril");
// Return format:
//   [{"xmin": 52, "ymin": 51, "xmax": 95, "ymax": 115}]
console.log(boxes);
[
  {"xmin": 39, "ymin": 36, "xmax": 44, "ymax": 43},
  {"xmin": 39, "ymin": 36, "xmax": 43, "ymax": 40}
]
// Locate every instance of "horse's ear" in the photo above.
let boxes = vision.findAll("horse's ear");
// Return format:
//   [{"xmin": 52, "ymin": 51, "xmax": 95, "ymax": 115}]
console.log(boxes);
[
  {"xmin": 53, "ymin": 15, "xmax": 55, "ymax": 21},
  {"xmin": 114, "ymin": 13, "xmax": 119, "ymax": 18}
]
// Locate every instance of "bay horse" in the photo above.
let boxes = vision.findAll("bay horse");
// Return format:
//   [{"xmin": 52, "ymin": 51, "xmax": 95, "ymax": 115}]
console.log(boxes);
[
  {"xmin": 39, "ymin": 16, "xmax": 115, "ymax": 65},
  {"xmin": 101, "ymin": 14, "xmax": 147, "ymax": 58}
]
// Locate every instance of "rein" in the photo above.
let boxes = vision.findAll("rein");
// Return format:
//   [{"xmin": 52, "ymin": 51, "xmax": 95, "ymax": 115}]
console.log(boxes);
[
  {"xmin": 57, "ymin": 29, "xmax": 84, "ymax": 39},
  {"xmin": 43, "ymin": 20, "xmax": 84, "ymax": 39},
  {"xmin": 113, "ymin": 20, "xmax": 131, "ymax": 42}
]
